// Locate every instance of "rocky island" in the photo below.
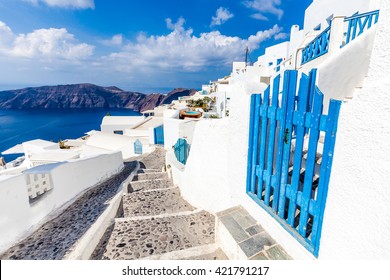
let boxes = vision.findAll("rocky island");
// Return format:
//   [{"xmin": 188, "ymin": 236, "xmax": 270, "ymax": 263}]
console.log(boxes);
[{"xmin": 0, "ymin": 84, "xmax": 196, "ymax": 112}]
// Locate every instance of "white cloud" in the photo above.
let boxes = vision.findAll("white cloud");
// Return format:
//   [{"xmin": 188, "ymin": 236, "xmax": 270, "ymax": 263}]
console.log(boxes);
[
  {"xmin": 210, "ymin": 7, "xmax": 234, "ymax": 27},
  {"xmin": 0, "ymin": 21, "xmax": 94, "ymax": 60},
  {"xmin": 274, "ymin": 32, "xmax": 288, "ymax": 40},
  {"xmin": 244, "ymin": 0, "xmax": 284, "ymax": 20},
  {"xmin": 104, "ymin": 18, "xmax": 282, "ymax": 73},
  {"xmin": 101, "ymin": 34, "xmax": 123, "ymax": 46},
  {"xmin": 166, "ymin": 17, "xmax": 186, "ymax": 32},
  {"xmin": 23, "ymin": 0, "xmax": 94, "ymax": 9},
  {"xmin": 251, "ymin": 13, "xmax": 269, "ymax": 21}
]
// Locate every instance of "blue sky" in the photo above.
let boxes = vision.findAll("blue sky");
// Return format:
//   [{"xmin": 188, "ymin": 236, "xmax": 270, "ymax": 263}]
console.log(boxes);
[{"xmin": 0, "ymin": 0, "xmax": 312, "ymax": 93}]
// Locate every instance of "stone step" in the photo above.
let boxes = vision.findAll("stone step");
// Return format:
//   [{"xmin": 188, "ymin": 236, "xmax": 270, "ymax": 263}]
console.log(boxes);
[
  {"xmin": 139, "ymin": 244, "xmax": 228, "ymax": 260},
  {"xmin": 134, "ymin": 172, "xmax": 168, "ymax": 181},
  {"xmin": 102, "ymin": 211, "xmax": 216, "ymax": 260},
  {"xmin": 127, "ymin": 179, "xmax": 174, "ymax": 193},
  {"xmin": 122, "ymin": 188, "xmax": 195, "ymax": 218},
  {"xmin": 137, "ymin": 169, "xmax": 161, "ymax": 174},
  {"xmin": 182, "ymin": 248, "xmax": 228, "ymax": 260},
  {"xmin": 216, "ymin": 206, "xmax": 292, "ymax": 260}
]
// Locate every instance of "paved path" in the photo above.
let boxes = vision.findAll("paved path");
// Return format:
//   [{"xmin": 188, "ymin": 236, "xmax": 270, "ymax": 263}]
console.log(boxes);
[
  {"xmin": 92, "ymin": 147, "xmax": 228, "ymax": 260},
  {"xmin": 0, "ymin": 162, "xmax": 137, "ymax": 260}
]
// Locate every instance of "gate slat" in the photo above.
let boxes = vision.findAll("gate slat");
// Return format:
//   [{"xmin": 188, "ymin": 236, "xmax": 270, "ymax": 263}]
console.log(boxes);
[
  {"xmin": 311, "ymin": 99, "xmax": 341, "ymax": 255},
  {"xmin": 287, "ymin": 74, "xmax": 310, "ymax": 226},
  {"xmin": 250, "ymin": 94, "xmax": 262, "ymax": 194},
  {"xmin": 273, "ymin": 71, "xmax": 292, "ymax": 212},
  {"xmin": 298, "ymin": 87, "xmax": 323, "ymax": 237},
  {"xmin": 278, "ymin": 70, "xmax": 298, "ymax": 218},
  {"xmin": 246, "ymin": 94, "xmax": 257, "ymax": 192},
  {"xmin": 264, "ymin": 75, "xmax": 281, "ymax": 206},
  {"xmin": 257, "ymin": 87, "xmax": 270, "ymax": 199}
]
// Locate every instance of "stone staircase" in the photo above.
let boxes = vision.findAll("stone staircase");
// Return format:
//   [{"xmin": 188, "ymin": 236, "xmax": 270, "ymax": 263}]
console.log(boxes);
[{"xmin": 96, "ymin": 149, "xmax": 227, "ymax": 260}]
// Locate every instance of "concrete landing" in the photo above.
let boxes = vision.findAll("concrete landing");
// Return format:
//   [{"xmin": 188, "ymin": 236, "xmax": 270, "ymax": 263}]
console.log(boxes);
[{"xmin": 217, "ymin": 206, "xmax": 292, "ymax": 260}]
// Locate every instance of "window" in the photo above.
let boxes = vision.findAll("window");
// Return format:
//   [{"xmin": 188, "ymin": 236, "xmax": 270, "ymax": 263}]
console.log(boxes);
[
  {"xmin": 313, "ymin": 24, "xmax": 321, "ymax": 31},
  {"xmin": 276, "ymin": 58, "xmax": 283, "ymax": 72},
  {"xmin": 114, "ymin": 130, "xmax": 123, "ymax": 135}
]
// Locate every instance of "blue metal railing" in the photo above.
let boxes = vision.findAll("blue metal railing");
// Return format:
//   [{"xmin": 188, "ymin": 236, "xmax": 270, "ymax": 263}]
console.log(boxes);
[
  {"xmin": 344, "ymin": 10, "xmax": 379, "ymax": 45},
  {"xmin": 301, "ymin": 25, "xmax": 331, "ymax": 65}
]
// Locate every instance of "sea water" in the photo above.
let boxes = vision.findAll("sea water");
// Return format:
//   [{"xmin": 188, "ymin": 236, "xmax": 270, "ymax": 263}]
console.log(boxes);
[{"xmin": 0, "ymin": 109, "xmax": 141, "ymax": 163}]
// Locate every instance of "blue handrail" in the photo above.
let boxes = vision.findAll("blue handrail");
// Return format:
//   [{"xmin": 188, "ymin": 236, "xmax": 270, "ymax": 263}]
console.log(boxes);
[
  {"xmin": 301, "ymin": 25, "xmax": 331, "ymax": 65},
  {"xmin": 344, "ymin": 10, "xmax": 379, "ymax": 45}
]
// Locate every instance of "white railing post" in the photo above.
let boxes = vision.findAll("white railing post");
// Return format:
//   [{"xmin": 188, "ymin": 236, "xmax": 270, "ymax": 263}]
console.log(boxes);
[{"xmin": 328, "ymin": 16, "xmax": 346, "ymax": 54}]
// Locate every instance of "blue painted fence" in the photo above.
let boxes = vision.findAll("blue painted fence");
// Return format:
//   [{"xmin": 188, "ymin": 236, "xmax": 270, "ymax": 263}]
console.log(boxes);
[
  {"xmin": 134, "ymin": 139, "xmax": 142, "ymax": 155},
  {"xmin": 173, "ymin": 138, "xmax": 190, "ymax": 165},
  {"xmin": 246, "ymin": 70, "xmax": 341, "ymax": 257},
  {"xmin": 154, "ymin": 125, "xmax": 164, "ymax": 145},
  {"xmin": 301, "ymin": 26, "xmax": 331, "ymax": 65},
  {"xmin": 344, "ymin": 10, "xmax": 379, "ymax": 45}
]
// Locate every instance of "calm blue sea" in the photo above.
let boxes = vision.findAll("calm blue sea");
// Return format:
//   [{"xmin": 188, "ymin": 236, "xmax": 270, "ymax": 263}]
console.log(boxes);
[{"xmin": 0, "ymin": 109, "xmax": 141, "ymax": 163}]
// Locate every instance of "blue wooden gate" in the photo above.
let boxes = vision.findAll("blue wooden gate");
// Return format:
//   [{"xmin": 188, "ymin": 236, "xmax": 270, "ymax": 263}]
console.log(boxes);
[
  {"xmin": 154, "ymin": 125, "xmax": 164, "ymax": 145},
  {"xmin": 134, "ymin": 139, "xmax": 142, "ymax": 155},
  {"xmin": 246, "ymin": 69, "xmax": 341, "ymax": 257},
  {"xmin": 173, "ymin": 138, "xmax": 190, "ymax": 165}
]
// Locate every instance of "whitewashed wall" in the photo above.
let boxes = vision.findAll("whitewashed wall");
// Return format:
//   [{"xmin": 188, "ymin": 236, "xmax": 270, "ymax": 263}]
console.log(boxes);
[
  {"xmin": 303, "ymin": 0, "xmax": 373, "ymax": 33},
  {"xmin": 85, "ymin": 132, "xmax": 134, "ymax": 159},
  {"xmin": 317, "ymin": 26, "xmax": 377, "ymax": 112},
  {"xmin": 319, "ymin": 0, "xmax": 390, "ymax": 259},
  {"xmin": 0, "ymin": 152, "xmax": 123, "ymax": 253},
  {"xmin": 256, "ymin": 42, "xmax": 289, "ymax": 69},
  {"xmin": 178, "ymin": 118, "xmax": 231, "ymax": 211},
  {"xmin": 164, "ymin": 118, "xmax": 182, "ymax": 150}
]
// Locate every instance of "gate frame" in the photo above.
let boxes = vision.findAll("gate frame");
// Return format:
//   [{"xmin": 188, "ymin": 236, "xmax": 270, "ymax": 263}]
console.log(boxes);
[{"xmin": 246, "ymin": 69, "xmax": 341, "ymax": 257}]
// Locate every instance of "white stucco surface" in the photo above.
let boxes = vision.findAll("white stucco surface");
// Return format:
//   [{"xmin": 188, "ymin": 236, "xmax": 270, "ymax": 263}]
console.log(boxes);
[
  {"xmin": 0, "ymin": 152, "xmax": 123, "ymax": 253},
  {"xmin": 84, "ymin": 132, "xmax": 134, "ymax": 159},
  {"xmin": 179, "ymin": 118, "xmax": 231, "ymax": 211},
  {"xmin": 317, "ymin": 26, "xmax": 377, "ymax": 112},
  {"xmin": 100, "ymin": 116, "xmax": 145, "ymax": 134},
  {"xmin": 319, "ymin": 0, "xmax": 390, "ymax": 259},
  {"xmin": 303, "ymin": 0, "xmax": 372, "ymax": 33},
  {"xmin": 257, "ymin": 42, "xmax": 289, "ymax": 70}
]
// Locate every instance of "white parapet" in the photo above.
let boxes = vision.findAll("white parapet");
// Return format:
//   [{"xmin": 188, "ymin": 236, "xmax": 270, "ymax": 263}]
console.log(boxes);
[{"xmin": 0, "ymin": 152, "xmax": 123, "ymax": 253}]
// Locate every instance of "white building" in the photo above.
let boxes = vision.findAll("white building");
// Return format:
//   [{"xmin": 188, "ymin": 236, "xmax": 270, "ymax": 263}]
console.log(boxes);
[{"xmin": 100, "ymin": 116, "xmax": 145, "ymax": 134}]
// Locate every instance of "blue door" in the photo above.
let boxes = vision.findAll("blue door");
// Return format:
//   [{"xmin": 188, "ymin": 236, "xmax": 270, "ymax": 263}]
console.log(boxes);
[
  {"xmin": 134, "ymin": 139, "xmax": 142, "ymax": 154},
  {"xmin": 154, "ymin": 125, "xmax": 164, "ymax": 145},
  {"xmin": 173, "ymin": 138, "xmax": 190, "ymax": 165}
]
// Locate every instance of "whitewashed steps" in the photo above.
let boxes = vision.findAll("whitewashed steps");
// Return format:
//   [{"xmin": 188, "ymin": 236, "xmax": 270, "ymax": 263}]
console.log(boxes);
[
  {"xmin": 134, "ymin": 172, "xmax": 168, "ymax": 181},
  {"xmin": 101, "ymin": 211, "xmax": 216, "ymax": 260},
  {"xmin": 127, "ymin": 178, "xmax": 174, "ymax": 193},
  {"xmin": 122, "ymin": 187, "xmax": 195, "ymax": 218}
]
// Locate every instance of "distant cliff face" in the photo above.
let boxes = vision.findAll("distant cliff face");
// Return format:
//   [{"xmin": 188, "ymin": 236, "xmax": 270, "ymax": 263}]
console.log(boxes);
[{"xmin": 0, "ymin": 84, "xmax": 196, "ymax": 112}]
